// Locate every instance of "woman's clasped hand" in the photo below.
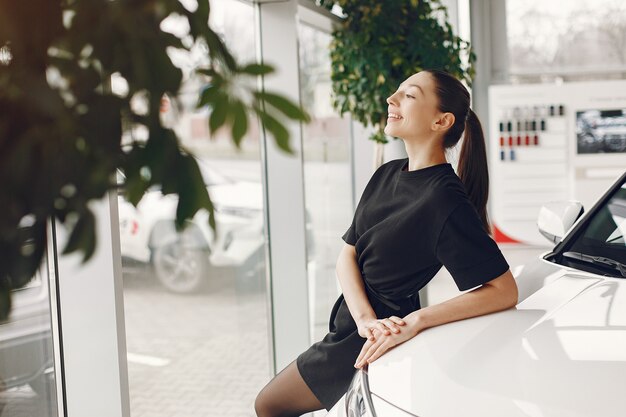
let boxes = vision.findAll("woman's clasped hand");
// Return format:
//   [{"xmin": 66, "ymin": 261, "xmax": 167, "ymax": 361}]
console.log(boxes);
[
  {"xmin": 354, "ymin": 315, "xmax": 421, "ymax": 368},
  {"xmin": 355, "ymin": 315, "xmax": 406, "ymax": 341}
]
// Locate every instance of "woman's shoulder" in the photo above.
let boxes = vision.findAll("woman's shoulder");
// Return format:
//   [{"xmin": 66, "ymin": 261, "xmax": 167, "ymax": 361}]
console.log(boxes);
[
  {"xmin": 378, "ymin": 158, "xmax": 406, "ymax": 173},
  {"xmin": 428, "ymin": 169, "xmax": 471, "ymax": 209},
  {"xmin": 368, "ymin": 158, "xmax": 406, "ymax": 182}
]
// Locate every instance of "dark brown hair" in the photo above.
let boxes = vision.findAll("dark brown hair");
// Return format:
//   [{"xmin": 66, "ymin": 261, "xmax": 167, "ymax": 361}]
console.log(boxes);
[{"xmin": 424, "ymin": 69, "xmax": 491, "ymax": 234}]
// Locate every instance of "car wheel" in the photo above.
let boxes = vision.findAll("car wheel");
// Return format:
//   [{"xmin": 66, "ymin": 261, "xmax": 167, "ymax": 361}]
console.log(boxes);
[{"xmin": 152, "ymin": 239, "xmax": 209, "ymax": 294}]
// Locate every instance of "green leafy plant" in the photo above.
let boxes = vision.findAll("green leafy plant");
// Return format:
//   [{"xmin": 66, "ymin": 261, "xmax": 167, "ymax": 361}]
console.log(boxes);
[
  {"xmin": 319, "ymin": 0, "xmax": 475, "ymax": 143},
  {"xmin": 0, "ymin": 0, "xmax": 309, "ymax": 321}
]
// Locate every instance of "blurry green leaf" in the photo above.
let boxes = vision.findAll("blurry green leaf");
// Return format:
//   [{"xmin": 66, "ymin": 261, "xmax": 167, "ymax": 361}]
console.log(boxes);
[
  {"xmin": 371, "ymin": 129, "xmax": 388, "ymax": 144},
  {"xmin": 208, "ymin": 99, "xmax": 229, "ymax": 134},
  {"xmin": 160, "ymin": 31, "xmax": 186, "ymax": 50},
  {"xmin": 80, "ymin": 95, "xmax": 123, "ymax": 152},
  {"xmin": 62, "ymin": 210, "xmax": 96, "ymax": 262},
  {"xmin": 255, "ymin": 91, "xmax": 310, "ymax": 122},
  {"xmin": 240, "ymin": 63, "xmax": 274, "ymax": 75},
  {"xmin": 258, "ymin": 110, "xmax": 293, "ymax": 154},
  {"xmin": 198, "ymin": 84, "xmax": 220, "ymax": 108},
  {"xmin": 148, "ymin": 48, "xmax": 183, "ymax": 93},
  {"xmin": 2, "ymin": 222, "xmax": 47, "ymax": 291},
  {"xmin": 230, "ymin": 100, "xmax": 248, "ymax": 147},
  {"xmin": 173, "ymin": 155, "xmax": 215, "ymax": 231},
  {"xmin": 197, "ymin": 68, "xmax": 217, "ymax": 77},
  {"xmin": 124, "ymin": 175, "xmax": 151, "ymax": 206},
  {"xmin": 203, "ymin": 29, "xmax": 237, "ymax": 71}
]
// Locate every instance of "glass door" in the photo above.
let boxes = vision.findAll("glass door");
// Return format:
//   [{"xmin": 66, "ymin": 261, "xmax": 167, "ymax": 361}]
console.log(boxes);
[
  {"xmin": 117, "ymin": 1, "xmax": 272, "ymax": 415},
  {"xmin": 297, "ymin": 21, "xmax": 355, "ymax": 342}
]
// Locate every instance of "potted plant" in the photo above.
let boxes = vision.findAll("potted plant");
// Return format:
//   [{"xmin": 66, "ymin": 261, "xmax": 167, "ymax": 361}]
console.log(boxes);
[
  {"xmin": 0, "ymin": 0, "xmax": 309, "ymax": 320},
  {"xmin": 318, "ymin": 0, "xmax": 475, "ymax": 166}
]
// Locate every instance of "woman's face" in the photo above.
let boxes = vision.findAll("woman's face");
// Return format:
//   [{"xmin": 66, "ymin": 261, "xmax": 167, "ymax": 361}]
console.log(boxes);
[{"xmin": 384, "ymin": 71, "xmax": 444, "ymax": 140}]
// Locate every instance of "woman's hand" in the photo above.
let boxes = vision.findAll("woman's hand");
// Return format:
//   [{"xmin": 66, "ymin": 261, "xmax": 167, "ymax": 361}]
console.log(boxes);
[
  {"xmin": 355, "ymin": 316, "xmax": 406, "ymax": 341},
  {"xmin": 354, "ymin": 314, "xmax": 423, "ymax": 368}
]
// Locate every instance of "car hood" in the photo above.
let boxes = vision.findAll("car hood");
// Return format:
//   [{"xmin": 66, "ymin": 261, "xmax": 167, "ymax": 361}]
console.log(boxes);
[
  {"xmin": 209, "ymin": 181, "xmax": 262, "ymax": 211},
  {"xmin": 368, "ymin": 259, "xmax": 626, "ymax": 417}
]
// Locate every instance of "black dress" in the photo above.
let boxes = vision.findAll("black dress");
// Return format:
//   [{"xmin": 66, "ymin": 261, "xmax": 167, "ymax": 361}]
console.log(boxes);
[{"xmin": 296, "ymin": 157, "xmax": 510, "ymax": 410}]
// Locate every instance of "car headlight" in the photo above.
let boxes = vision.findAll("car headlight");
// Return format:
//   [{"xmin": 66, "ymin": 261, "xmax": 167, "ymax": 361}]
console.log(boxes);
[{"xmin": 345, "ymin": 369, "xmax": 376, "ymax": 417}]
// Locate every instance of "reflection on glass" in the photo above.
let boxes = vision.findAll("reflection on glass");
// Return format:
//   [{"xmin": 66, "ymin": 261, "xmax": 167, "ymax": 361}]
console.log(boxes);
[
  {"xmin": 297, "ymin": 22, "xmax": 354, "ymax": 341},
  {"xmin": 119, "ymin": 1, "xmax": 271, "ymax": 415},
  {"xmin": 567, "ymin": 182, "xmax": 626, "ymax": 267},
  {"xmin": 506, "ymin": 0, "xmax": 626, "ymax": 82},
  {"xmin": 0, "ymin": 266, "xmax": 58, "ymax": 417}
]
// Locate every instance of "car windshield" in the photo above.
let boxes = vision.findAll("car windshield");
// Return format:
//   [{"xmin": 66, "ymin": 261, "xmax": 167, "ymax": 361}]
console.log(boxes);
[{"xmin": 559, "ymin": 177, "xmax": 626, "ymax": 274}]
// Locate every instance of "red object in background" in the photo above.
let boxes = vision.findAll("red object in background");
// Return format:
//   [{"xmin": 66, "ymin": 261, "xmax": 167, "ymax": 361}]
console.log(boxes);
[
  {"xmin": 131, "ymin": 220, "xmax": 139, "ymax": 235},
  {"xmin": 508, "ymin": 136, "xmax": 513, "ymax": 146},
  {"xmin": 500, "ymin": 136, "xmax": 505, "ymax": 146},
  {"xmin": 534, "ymin": 135, "xmax": 539, "ymax": 145},
  {"xmin": 493, "ymin": 223, "xmax": 523, "ymax": 244},
  {"xmin": 517, "ymin": 135, "xmax": 521, "ymax": 146},
  {"xmin": 525, "ymin": 135, "xmax": 530, "ymax": 145}
]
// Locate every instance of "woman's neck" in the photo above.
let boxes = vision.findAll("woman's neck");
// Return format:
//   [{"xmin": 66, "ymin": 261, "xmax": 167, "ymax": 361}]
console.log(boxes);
[{"xmin": 402, "ymin": 141, "xmax": 447, "ymax": 172}]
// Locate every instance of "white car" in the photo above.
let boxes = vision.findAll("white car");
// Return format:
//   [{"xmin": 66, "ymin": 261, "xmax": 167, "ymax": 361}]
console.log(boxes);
[
  {"xmin": 328, "ymin": 170, "xmax": 626, "ymax": 417},
  {"xmin": 117, "ymin": 159, "xmax": 265, "ymax": 293}
]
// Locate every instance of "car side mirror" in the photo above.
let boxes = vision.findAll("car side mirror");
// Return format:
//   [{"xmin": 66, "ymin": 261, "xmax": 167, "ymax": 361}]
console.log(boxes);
[{"xmin": 537, "ymin": 201, "xmax": 584, "ymax": 244}]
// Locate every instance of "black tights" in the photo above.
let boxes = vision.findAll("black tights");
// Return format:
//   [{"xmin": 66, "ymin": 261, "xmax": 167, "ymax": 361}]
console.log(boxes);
[{"xmin": 254, "ymin": 360, "xmax": 324, "ymax": 417}]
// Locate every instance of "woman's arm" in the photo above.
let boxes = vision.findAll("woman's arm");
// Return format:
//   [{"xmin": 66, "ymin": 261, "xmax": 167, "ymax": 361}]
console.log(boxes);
[
  {"xmin": 336, "ymin": 243, "xmax": 406, "ymax": 339},
  {"xmin": 407, "ymin": 269, "xmax": 518, "ymax": 331},
  {"xmin": 354, "ymin": 269, "xmax": 518, "ymax": 367}
]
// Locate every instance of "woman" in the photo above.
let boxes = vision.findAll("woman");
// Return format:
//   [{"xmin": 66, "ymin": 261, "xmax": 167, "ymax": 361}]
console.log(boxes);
[{"xmin": 254, "ymin": 69, "xmax": 519, "ymax": 416}]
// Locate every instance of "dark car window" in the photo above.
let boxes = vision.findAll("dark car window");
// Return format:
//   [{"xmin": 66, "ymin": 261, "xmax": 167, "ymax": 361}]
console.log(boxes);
[{"xmin": 562, "ymin": 180, "xmax": 626, "ymax": 269}]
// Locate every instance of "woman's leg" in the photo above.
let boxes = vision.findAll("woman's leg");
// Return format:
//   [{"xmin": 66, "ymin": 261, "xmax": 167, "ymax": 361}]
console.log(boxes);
[{"xmin": 254, "ymin": 360, "xmax": 324, "ymax": 417}]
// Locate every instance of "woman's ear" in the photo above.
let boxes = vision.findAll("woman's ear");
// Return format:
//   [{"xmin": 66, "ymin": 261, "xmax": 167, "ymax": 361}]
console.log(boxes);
[{"xmin": 432, "ymin": 112, "xmax": 455, "ymax": 132}]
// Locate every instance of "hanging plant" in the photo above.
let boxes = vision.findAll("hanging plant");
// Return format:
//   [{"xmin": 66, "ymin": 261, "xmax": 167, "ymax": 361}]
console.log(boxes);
[
  {"xmin": 319, "ymin": 0, "xmax": 476, "ymax": 144},
  {"xmin": 0, "ymin": 0, "xmax": 309, "ymax": 321}
]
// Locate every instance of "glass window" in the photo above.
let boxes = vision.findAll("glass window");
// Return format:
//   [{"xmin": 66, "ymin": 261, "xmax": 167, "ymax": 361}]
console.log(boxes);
[
  {"xmin": 297, "ymin": 22, "xmax": 354, "ymax": 342},
  {"xmin": 506, "ymin": 0, "xmax": 626, "ymax": 83},
  {"xmin": 118, "ymin": 1, "xmax": 271, "ymax": 415},
  {"xmin": 0, "ymin": 259, "xmax": 59, "ymax": 417}
]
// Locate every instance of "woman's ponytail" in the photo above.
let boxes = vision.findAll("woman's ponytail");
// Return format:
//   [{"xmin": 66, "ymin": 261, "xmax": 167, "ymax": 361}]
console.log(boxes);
[
  {"xmin": 425, "ymin": 69, "xmax": 492, "ymax": 235},
  {"xmin": 457, "ymin": 109, "xmax": 491, "ymax": 234}
]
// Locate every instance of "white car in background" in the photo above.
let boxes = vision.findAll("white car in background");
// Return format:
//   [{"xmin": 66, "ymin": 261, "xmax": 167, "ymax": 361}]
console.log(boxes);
[
  {"xmin": 328, "ymin": 170, "xmax": 626, "ymax": 417},
  {"xmin": 117, "ymin": 159, "xmax": 265, "ymax": 293}
]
